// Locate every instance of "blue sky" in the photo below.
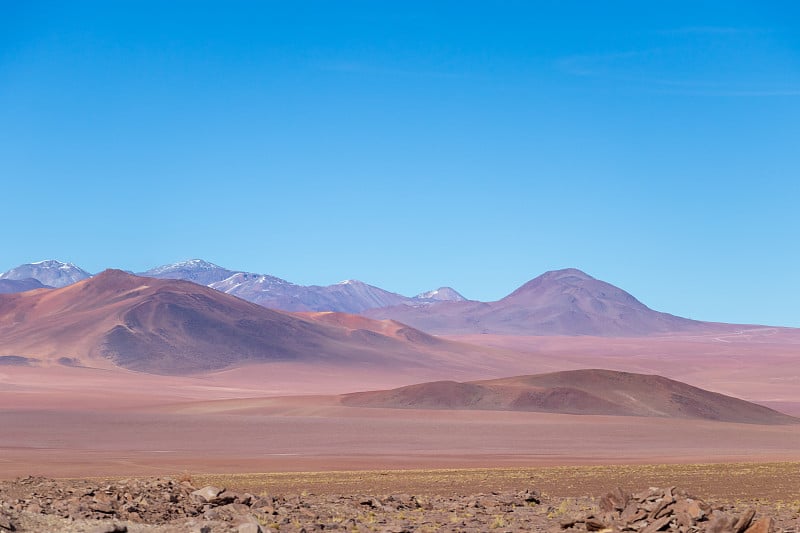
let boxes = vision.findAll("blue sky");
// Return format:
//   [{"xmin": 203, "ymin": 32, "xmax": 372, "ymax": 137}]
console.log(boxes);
[{"xmin": 2, "ymin": 1, "xmax": 799, "ymax": 326}]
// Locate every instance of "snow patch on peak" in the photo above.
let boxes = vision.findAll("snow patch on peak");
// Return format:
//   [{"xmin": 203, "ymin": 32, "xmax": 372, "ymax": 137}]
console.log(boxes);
[
  {"xmin": 31, "ymin": 259, "xmax": 76, "ymax": 269},
  {"xmin": 415, "ymin": 287, "xmax": 467, "ymax": 302},
  {"xmin": 147, "ymin": 259, "xmax": 223, "ymax": 274},
  {"xmin": 0, "ymin": 260, "xmax": 91, "ymax": 288}
]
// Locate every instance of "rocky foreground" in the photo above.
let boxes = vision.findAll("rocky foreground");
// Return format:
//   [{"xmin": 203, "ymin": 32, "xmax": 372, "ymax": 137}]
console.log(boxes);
[{"xmin": 0, "ymin": 476, "xmax": 795, "ymax": 532}]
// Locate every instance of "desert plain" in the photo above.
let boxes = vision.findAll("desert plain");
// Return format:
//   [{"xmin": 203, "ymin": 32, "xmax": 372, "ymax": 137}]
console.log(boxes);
[{"xmin": 1, "ymin": 271, "xmax": 799, "ymax": 531}]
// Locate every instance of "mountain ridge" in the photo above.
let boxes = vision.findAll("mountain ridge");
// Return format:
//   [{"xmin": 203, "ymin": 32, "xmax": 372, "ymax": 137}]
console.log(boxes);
[
  {"xmin": 0, "ymin": 260, "xmax": 778, "ymax": 336},
  {"xmin": 0, "ymin": 270, "xmax": 491, "ymax": 375}
]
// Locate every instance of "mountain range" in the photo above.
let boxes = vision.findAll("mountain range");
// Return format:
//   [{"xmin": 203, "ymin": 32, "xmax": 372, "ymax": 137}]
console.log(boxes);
[
  {"xmin": 0, "ymin": 269, "xmax": 491, "ymax": 375},
  {"xmin": 142, "ymin": 259, "xmax": 465, "ymax": 313},
  {"xmin": 0, "ymin": 264, "xmax": 796, "ymax": 426},
  {"xmin": 0, "ymin": 259, "xmax": 750, "ymax": 336}
]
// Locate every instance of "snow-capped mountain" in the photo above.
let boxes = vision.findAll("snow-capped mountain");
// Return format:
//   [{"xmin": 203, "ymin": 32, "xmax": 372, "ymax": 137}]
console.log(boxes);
[
  {"xmin": 415, "ymin": 287, "xmax": 466, "ymax": 302},
  {"xmin": 304, "ymin": 279, "xmax": 412, "ymax": 313},
  {"xmin": 1, "ymin": 257, "xmax": 472, "ymax": 313},
  {"xmin": 139, "ymin": 259, "xmax": 438, "ymax": 313},
  {"xmin": 210, "ymin": 272, "xmax": 303, "ymax": 305},
  {"xmin": 0, "ymin": 260, "xmax": 91, "ymax": 288},
  {"xmin": 134, "ymin": 259, "xmax": 422, "ymax": 312},
  {"xmin": 140, "ymin": 259, "xmax": 235, "ymax": 285},
  {"xmin": 211, "ymin": 274, "xmax": 410, "ymax": 313}
]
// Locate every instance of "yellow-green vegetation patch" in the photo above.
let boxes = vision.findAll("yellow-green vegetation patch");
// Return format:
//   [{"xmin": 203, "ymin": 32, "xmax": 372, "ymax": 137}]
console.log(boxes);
[{"xmin": 185, "ymin": 461, "xmax": 800, "ymax": 503}]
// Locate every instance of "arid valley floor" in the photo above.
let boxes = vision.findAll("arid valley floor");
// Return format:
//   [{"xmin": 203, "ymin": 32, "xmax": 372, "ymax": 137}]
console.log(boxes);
[
  {"xmin": 1, "ymin": 270, "xmax": 799, "ymax": 531},
  {"xmin": 3, "ymin": 332, "xmax": 800, "ymax": 531}
]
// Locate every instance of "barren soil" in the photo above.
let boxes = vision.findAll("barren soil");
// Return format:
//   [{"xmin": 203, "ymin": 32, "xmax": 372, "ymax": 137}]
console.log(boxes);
[{"xmin": 1, "ymin": 467, "xmax": 799, "ymax": 532}]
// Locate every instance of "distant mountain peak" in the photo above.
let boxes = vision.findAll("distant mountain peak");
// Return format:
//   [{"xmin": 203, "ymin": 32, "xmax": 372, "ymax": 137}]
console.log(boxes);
[
  {"xmin": 141, "ymin": 259, "xmax": 234, "ymax": 286},
  {"xmin": 505, "ymin": 268, "xmax": 605, "ymax": 299},
  {"xmin": 366, "ymin": 267, "xmax": 702, "ymax": 336},
  {"xmin": 30, "ymin": 259, "xmax": 79, "ymax": 269},
  {"xmin": 0, "ymin": 260, "xmax": 91, "ymax": 288},
  {"xmin": 538, "ymin": 268, "xmax": 595, "ymax": 281},
  {"xmin": 210, "ymin": 271, "xmax": 296, "ymax": 291},
  {"xmin": 415, "ymin": 287, "xmax": 466, "ymax": 302},
  {"xmin": 145, "ymin": 259, "xmax": 225, "ymax": 274}
]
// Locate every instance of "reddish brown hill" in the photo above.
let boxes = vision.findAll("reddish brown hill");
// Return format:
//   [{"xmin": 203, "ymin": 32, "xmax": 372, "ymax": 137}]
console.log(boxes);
[
  {"xmin": 341, "ymin": 369, "xmax": 798, "ymax": 424},
  {"xmin": 0, "ymin": 270, "xmax": 483, "ymax": 375},
  {"xmin": 365, "ymin": 268, "xmax": 724, "ymax": 336},
  {"xmin": 296, "ymin": 311, "xmax": 444, "ymax": 346}
]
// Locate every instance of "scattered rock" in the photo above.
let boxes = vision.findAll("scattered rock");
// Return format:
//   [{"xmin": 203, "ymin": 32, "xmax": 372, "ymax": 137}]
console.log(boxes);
[
  {"xmin": 562, "ymin": 487, "xmax": 775, "ymax": 533},
  {"xmin": 0, "ymin": 478, "xmax": 783, "ymax": 533}
]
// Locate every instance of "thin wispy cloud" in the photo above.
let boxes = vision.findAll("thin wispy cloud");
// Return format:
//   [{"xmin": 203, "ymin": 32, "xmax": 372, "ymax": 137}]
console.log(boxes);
[
  {"xmin": 665, "ymin": 88, "xmax": 800, "ymax": 97},
  {"xmin": 557, "ymin": 48, "xmax": 799, "ymax": 97},
  {"xmin": 658, "ymin": 26, "xmax": 764, "ymax": 36},
  {"xmin": 556, "ymin": 21, "xmax": 795, "ymax": 97}
]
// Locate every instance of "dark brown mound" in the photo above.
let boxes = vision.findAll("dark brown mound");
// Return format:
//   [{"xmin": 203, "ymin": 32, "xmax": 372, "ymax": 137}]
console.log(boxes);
[{"xmin": 342, "ymin": 369, "xmax": 798, "ymax": 424}]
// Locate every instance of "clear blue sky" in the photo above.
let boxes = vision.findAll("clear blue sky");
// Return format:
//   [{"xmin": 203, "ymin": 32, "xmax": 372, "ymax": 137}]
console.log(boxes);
[{"xmin": 2, "ymin": 1, "xmax": 799, "ymax": 326}]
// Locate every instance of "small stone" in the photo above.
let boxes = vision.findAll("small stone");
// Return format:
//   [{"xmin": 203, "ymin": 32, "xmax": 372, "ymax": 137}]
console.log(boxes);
[
  {"xmin": 744, "ymin": 517, "xmax": 773, "ymax": 533},
  {"xmin": 599, "ymin": 487, "xmax": 629, "ymax": 513},
  {"xmin": 192, "ymin": 486, "xmax": 225, "ymax": 503},
  {"xmin": 89, "ymin": 502, "xmax": 115, "ymax": 514},
  {"xmin": 87, "ymin": 524, "xmax": 127, "ymax": 533},
  {"xmin": 734, "ymin": 509, "xmax": 756, "ymax": 533},
  {"xmin": 648, "ymin": 498, "xmax": 671, "ymax": 520},
  {"xmin": 621, "ymin": 501, "xmax": 646, "ymax": 523},
  {"xmin": 360, "ymin": 498, "xmax": 381, "ymax": 509},
  {"xmin": 519, "ymin": 489, "xmax": 541, "ymax": 504},
  {"xmin": 641, "ymin": 515, "xmax": 672, "ymax": 533},
  {"xmin": 585, "ymin": 517, "xmax": 607, "ymax": 531},
  {"xmin": 707, "ymin": 512, "xmax": 737, "ymax": 533},
  {"xmin": 685, "ymin": 499, "xmax": 705, "ymax": 521},
  {"xmin": 674, "ymin": 511, "xmax": 693, "ymax": 529},
  {"xmin": 238, "ymin": 524, "xmax": 263, "ymax": 533}
]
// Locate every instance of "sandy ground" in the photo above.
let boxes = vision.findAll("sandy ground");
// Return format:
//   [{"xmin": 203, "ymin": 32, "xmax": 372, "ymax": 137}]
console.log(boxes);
[
  {"xmin": 2, "ymin": 330, "xmax": 800, "ymax": 479},
  {"xmin": 1, "ymin": 390, "xmax": 800, "ymax": 478}
]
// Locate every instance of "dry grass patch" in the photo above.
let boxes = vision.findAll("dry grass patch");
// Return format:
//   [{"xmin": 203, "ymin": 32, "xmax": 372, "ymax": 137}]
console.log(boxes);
[{"xmin": 191, "ymin": 462, "xmax": 800, "ymax": 502}]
